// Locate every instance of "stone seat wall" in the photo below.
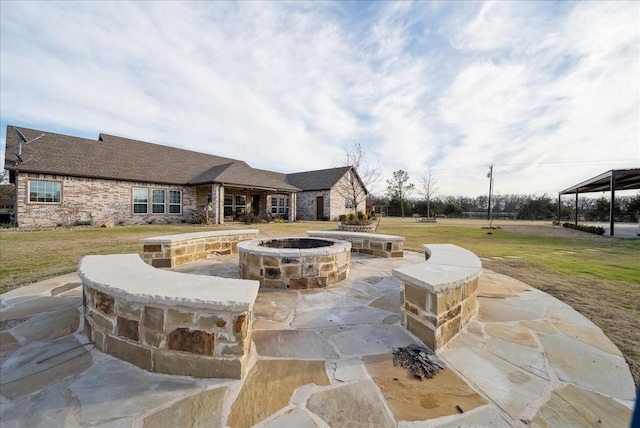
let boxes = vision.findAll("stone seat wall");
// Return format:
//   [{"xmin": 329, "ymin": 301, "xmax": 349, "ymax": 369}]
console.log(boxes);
[
  {"xmin": 141, "ymin": 229, "xmax": 259, "ymax": 268},
  {"xmin": 307, "ymin": 230, "xmax": 404, "ymax": 258},
  {"xmin": 79, "ymin": 254, "xmax": 259, "ymax": 379},
  {"xmin": 392, "ymin": 244, "xmax": 482, "ymax": 351}
]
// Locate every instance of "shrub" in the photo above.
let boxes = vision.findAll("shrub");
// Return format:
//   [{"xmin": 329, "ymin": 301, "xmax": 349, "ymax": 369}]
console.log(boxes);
[
  {"xmin": 338, "ymin": 214, "xmax": 348, "ymax": 222},
  {"xmin": 348, "ymin": 212, "xmax": 356, "ymax": 222},
  {"xmin": 562, "ymin": 222, "xmax": 605, "ymax": 236},
  {"xmin": 357, "ymin": 210, "xmax": 368, "ymax": 221}
]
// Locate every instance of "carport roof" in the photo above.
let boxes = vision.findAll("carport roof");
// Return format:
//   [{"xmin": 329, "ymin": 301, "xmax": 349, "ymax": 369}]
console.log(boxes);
[{"xmin": 559, "ymin": 168, "xmax": 640, "ymax": 195}]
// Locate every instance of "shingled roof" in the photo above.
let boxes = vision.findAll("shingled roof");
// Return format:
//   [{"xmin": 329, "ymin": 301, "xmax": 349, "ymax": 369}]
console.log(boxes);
[
  {"xmin": 4, "ymin": 126, "xmax": 298, "ymax": 191},
  {"xmin": 286, "ymin": 166, "xmax": 362, "ymax": 191}
]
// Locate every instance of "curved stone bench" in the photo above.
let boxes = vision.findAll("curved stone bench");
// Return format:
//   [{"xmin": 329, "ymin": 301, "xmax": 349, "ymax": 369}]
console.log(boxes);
[
  {"xmin": 307, "ymin": 230, "xmax": 404, "ymax": 258},
  {"xmin": 392, "ymin": 244, "xmax": 482, "ymax": 351},
  {"xmin": 80, "ymin": 254, "xmax": 259, "ymax": 379},
  {"xmin": 141, "ymin": 229, "xmax": 259, "ymax": 268}
]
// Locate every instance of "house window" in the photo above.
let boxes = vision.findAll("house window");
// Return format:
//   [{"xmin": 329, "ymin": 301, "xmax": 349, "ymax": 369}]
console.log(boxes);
[
  {"xmin": 133, "ymin": 188, "xmax": 148, "ymax": 214},
  {"xmin": 235, "ymin": 195, "xmax": 246, "ymax": 216},
  {"xmin": 152, "ymin": 190, "xmax": 165, "ymax": 214},
  {"xmin": 169, "ymin": 190, "xmax": 182, "ymax": 214},
  {"xmin": 224, "ymin": 195, "xmax": 233, "ymax": 217},
  {"xmin": 271, "ymin": 195, "xmax": 288, "ymax": 215},
  {"xmin": 28, "ymin": 181, "xmax": 61, "ymax": 203},
  {"xmin": 345, "ymin": 200, "xmax": 355, "ymax": 209}
]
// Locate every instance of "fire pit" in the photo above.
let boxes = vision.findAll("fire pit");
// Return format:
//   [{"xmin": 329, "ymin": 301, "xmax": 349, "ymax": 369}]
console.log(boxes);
[{"xmin": 237, "ymin": 237, "xmax": 351, "ymax": 289}]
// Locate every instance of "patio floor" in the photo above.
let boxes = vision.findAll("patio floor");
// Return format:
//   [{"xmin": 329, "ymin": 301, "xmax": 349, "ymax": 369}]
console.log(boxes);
[{"xmin": 0, "ymin": 251, "xmax": 635, "ymax": 427}]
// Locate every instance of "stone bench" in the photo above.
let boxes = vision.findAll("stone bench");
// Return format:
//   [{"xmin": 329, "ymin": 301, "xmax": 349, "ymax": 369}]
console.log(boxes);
[
  {"xmin": 307, "ymin": 230, "xmax": 404, "ymax": 258},
  {"xmin": 79, "ymin": 254, "xmax": 260, "ymax": 379},
  {"xmin": 141, "ymin": 229, "xmax": 259, "ymax": 268},
  {"xmin": 392, "ymin": 244, "xmax": 482, "ymax": 351}
]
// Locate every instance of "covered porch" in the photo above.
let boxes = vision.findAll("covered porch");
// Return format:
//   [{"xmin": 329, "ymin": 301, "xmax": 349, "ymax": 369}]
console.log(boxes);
[{"xmin": 195, "ymin": 184, "xmax": 297, "ymax": 224}]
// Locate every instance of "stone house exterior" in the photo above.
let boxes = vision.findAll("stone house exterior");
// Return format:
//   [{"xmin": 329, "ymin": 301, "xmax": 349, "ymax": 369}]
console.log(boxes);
[{"xmin": 4, "ymin": 126, "xmax": 367, "ymax": 228}]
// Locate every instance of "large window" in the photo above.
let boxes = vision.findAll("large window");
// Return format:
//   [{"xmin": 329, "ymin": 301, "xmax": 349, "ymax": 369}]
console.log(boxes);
[
  {"xmin": 152, "ymin": 190, "xmax": 165, "ymax": 214},
  {"xmin": 271, "ymin": 195, "xmax": 288, "ymax": 215},
  {"xmin": 133, "ymin": 188, "xmax": 148, "ymax": 214},
  {"xmin": 28, "ymin": 181, "xmax": 61, "ymax": 203},
  {"xmin": 223, "ymin": 194, "xmax": 246, "ymax": 217},
  {"xmin": 169, "ymin": 190, "xmax": 182, "ymax": 214}
]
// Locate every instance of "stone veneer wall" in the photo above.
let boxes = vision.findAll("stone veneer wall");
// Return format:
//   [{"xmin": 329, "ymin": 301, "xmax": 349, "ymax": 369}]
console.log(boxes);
[
  {"xmin": 392, "ymin": 244, "xmax": 482, "ymax": 351},
  {"xmin": 307, "ymin": 231, "xmax": 404, "ymax": 258},
  {"xmin": 141, "ymin": 230, "xmax": 259, "ymax": 268},
  {"xmin": 337, "ymin": 223, "xmax": 377, "ymax": 233},
  {"xmin": 80, "ymin": 254, "xmax": 259, "ymax": 379},
  {"xmin": 238, "ymin": 239, "xmax": 351, "ymax": 289},
  {"xmin": 296, "ymin": 190, "xmax": 331, "ymax": 220},
  {"xmin": 14, "ymin": 172, "xmax": 195, "ymax": 228}
]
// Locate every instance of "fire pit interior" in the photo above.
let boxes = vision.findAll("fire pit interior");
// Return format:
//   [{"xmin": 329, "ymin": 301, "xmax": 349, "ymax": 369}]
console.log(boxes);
[{"xmin": 238, "ymin": 237, "xmax": 351, "ymax": 289}]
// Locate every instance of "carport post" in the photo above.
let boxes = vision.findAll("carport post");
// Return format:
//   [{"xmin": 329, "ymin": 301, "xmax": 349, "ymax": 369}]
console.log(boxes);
[
  {"xmin": 574, "ymin": 190, "xmax": 579, "ymax": 225},
  {"xmin": 610, "ymin": 173, "xmax": 615, "ymax": 237}
]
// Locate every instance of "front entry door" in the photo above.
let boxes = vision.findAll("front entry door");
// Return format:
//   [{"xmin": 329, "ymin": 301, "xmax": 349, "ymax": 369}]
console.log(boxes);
[
  {"xmin": 252, "ymin": 195, "xmax": 260, "ymax": 216},
  {"xmin": 316, "ymin": 196, "xmax": 324, "ymax": 220}
]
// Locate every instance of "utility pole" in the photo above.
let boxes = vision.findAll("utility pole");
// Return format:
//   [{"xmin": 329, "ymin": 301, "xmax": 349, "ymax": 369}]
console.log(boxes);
[{"xmin": 487, "ymin": 165, "xmax": 494, "ymax": 227}]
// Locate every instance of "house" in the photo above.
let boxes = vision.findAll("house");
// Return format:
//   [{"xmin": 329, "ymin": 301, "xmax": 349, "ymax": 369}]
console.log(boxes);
[{"xmin": 3, "ymin": 126, "xmax": 368, "ymax": 228}]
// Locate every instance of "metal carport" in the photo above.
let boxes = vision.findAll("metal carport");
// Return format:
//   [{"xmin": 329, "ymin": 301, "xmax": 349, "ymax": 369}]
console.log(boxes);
[{"xmin": 558, "ymin": 168, "xmax": 640, "ymax": 236}]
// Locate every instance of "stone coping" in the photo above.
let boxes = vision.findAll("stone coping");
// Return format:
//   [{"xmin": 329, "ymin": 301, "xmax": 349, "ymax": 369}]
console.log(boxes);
[
  {"xmin": 307, "ymin": 230, "xmax": 404, "ymax": 241},
  {"xmin": 78, "ymin": 254, "xmax": 259, "ymax": 312},
  {"xmin": 237, "ymin": 238, "xmax": 351, "ymax": 257},
  {"xmin": 140, "ymin": 229, "xmax": 259, "ymax": 244},
  {"xmin": 393, "ymin": 244, "xmax": 482, "ymax": 293}
]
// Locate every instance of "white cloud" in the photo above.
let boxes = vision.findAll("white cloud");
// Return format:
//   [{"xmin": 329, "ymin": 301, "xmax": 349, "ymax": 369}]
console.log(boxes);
[{"xmin": 1, "ymin": 1, "xmax": 638, "ymax": 198}]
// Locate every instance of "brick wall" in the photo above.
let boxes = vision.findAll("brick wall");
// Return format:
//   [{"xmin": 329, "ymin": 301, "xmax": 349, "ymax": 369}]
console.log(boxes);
[{"xmin": 15, "ymin": 172, "xmax": 196, "ymax": 228}]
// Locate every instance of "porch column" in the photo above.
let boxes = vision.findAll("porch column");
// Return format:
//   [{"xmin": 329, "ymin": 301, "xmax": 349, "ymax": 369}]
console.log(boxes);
[
  {"xmin": 574, "ymin": 190, "xmax": 579, "ymax": 225},
  {"xmin": 289, "ymin": 192, "xmax": 296, "ymax": 222},
  {"xmin": 218, "ymin": 185, "xmax": 225, "ymax": 225},
  {"xmin": 210, "ymin": 184, "xmax": 220, "ymax": 225}
]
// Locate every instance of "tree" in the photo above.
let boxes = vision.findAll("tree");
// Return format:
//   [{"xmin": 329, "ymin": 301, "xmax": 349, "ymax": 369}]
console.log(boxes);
[
  {"xmin": 418, "ymin": 166, "xmax": 440, "ymax": 218},
  {"xmin": 333, "ymin": 142, "xmax": 381, "ymax": 214},
  {"xmin": 386, "ymin": 170, "xmax": 414, "ymax": 218}
]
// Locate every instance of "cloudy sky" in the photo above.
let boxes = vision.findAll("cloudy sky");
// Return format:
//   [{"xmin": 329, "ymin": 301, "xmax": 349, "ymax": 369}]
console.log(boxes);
[{"xmin": 1, "ymin": 1, "xmax": 638, "ymax": 197}]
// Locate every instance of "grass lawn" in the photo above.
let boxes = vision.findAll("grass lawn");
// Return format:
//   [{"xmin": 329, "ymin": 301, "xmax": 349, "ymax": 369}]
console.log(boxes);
[{"xmin": 1, "ymin": 217, "xmax": 638, "ymax": 385}]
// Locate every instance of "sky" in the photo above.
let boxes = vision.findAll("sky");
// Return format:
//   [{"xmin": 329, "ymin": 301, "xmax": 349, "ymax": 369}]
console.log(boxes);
[{"xmin": 1, "ymin": 1, "xmax": 638, "ymax": 197}]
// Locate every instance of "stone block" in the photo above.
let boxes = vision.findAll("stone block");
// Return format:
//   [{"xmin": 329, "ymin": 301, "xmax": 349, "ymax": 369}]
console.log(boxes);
[
  {"xmin": 144, "ymin": 306, "xmax": 164, "ymax": 331},
  {"xmin": 262, "ymin": 256, "xmax": 279, "ymax": 267},
  {"xmin": 433, "ymin": 288, "xmax": 463, "ymax": 315},
  {"xmin": 264, "ymin": 267, "xmax": 281, "ymax": 279},
  {"xmin": 167, "ymin": 309, "xmax": 195, "ymax": 326},
  {"xmin": 83, "ymin": 317, "xmax": 92, "ymax": 341},
  {"xmin": 468, "ymin": 278, "xmax": 479, "ymax": 295},
  {"xmin": 391, "ymin": 251, "xmax": 404, "ymax": 258},
  {"xmin": 404, "ymin": 282, "xmax": 428, "ymax": 310},
  {"xmin": 290, "ymin": 278, "xmax": 308, "ymax": 289},
  {"xmin": 205, "ymin": 242, "xmax": 222, "ymax": 252},
  {"xmin": 154, "ymin": 353, "xmax": 243, "ymax": 379},
  {"xmin": 440, "ymin": 316, "xmax": 462, "ymax": 344},
  {"xmin": 282, "ymin": 265, "xmax": 301, "ymax": 277},
  {"xmin": 404, "ymin": 302, "xmax": 419, "ymax": 315},
  {"xmin": 359, "ymin": 249, "xmax": 374, "ymax": 255},
  {"xmin": 302, "ymin": 263, "xmax": 319, "ymax": 277},
  {"xmin": 318, "ymin": 262, "xmax": 335, "ymax": 273},
  {"xmin": 168, "ymin": 328, "xmax": 215, "ymax": 355},
  {"xmin": 143, "ymin": 330, "xmax": 164, "ymax": 348},
  {"xmin": 405, "ymin": 315, "xmax": 437, "ymax": 351},
  {"xmin": 462, "ymin": 297, "xmax": 478, "ymax": 323},
  {"xmin": 87, "ymin": 308, "xmax": 115, "ymax": 333},
  {"xmin": 94, "ymin": 290, "xmax": 115, "ymax": 315},
  {"xmin": 175, "ymin": 254, "xmax": 194, "ymax": 266},
  {"xmin": 436, "ymin": 304, "xmax": 462, "ymax": 327},
  {"xmin": 337, "ymin": 271, "xmax": 348, "ymax": 283},
  {"xmin": 220, "ymin": 343, "xmax": 244, "ymax": 357},
  {"xmin": 104, "ymin": 333, "xmax": 153, "ymax": 371},
  {"xmin": 151, "ymin": 258, "xmax": 172, "ymax": 268},
  {"xmin": 117, "ymin": 316, "xmax": 140, "ymax": 342},
  {"xmin": 195, "ymin": 243, "xmax": 205, "ymax": 253},
  {"xmin": 168, "ymin": 246, "xmax": 186, "ymax": 257},
  {"xmin": 308, "ymin": 276, "xmax": 329, "ymax": 288},
  {"xmin": 116, "ymin": 301, "xmax": 143, "ymax": 319},
  {"xmin": 143, "ymin": 244, "xmax": 162, "ymax": 253},
  {"xmin": 197, "ymin": 314, "xmax": 228, "ymax": 330}
]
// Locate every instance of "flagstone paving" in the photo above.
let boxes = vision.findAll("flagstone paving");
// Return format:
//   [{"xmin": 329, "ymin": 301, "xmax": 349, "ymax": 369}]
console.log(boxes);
[{"xmin": 0, "ymin": 252, "xmax": 635, "ymax": 427}]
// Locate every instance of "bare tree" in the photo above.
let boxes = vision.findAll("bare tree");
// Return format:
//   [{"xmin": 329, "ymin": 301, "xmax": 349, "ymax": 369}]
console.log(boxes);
[
  {"xmin": 333, "ymin": 142, "xmax": 381, "ymax": 213},
  {"xmin": 387, "ymin": 170, "xmax": 414, "ymax": 218},
  {"xmin": 418, "ymin": 166, "xmax": 440, "ymax": 218},
  {"xmin": 0, "ymin": 169, "xmax": 9, "ymax": 185}
]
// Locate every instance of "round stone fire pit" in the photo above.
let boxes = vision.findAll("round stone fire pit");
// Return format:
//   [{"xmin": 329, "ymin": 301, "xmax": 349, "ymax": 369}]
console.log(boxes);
[{"xmin": 237, "ymin": 237, "xmax": 351, "ymax": 289}]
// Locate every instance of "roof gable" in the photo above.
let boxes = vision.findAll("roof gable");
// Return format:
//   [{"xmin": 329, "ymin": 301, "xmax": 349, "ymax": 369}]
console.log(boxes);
[{"xmin": 286, "ymin": 166, "xmax": 353, "ymax": 191}]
